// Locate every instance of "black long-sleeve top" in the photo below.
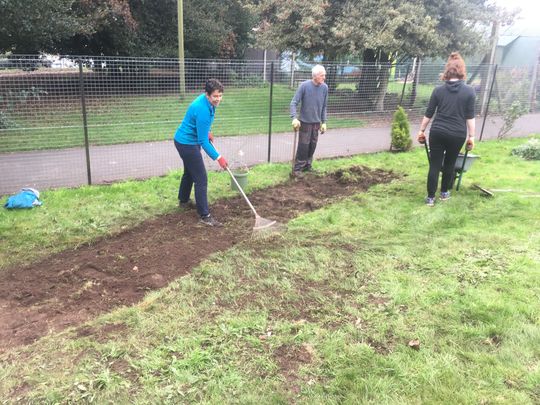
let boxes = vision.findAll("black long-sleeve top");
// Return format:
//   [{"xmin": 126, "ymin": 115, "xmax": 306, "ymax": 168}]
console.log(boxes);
[{"xmin": 425, "ymin": 80, "xmax": 476, "ymax": 138}]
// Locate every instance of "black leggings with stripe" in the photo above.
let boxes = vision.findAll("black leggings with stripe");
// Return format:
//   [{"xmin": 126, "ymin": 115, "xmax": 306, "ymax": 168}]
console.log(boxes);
[{"xmin": 427, "ymin": 131, "xmax": 466, "ymax": 198}]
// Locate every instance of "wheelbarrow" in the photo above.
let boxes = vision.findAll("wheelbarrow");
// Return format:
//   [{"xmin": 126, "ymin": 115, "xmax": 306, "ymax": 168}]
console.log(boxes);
[{"xmin": 423, "ymin": 142, "xmax": 479, "ymax": 191}]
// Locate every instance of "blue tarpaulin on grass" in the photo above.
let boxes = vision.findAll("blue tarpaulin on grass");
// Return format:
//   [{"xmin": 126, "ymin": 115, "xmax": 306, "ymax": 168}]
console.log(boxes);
[{"xmin": 4, "ymin": 188, "xmax": 42, "ymax": 209}]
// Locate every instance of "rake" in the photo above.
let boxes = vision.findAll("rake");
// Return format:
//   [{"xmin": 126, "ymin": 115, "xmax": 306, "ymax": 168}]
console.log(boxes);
[{"xmin": 225, "ymin": 166, "xmax": 282, "ymax": 236}]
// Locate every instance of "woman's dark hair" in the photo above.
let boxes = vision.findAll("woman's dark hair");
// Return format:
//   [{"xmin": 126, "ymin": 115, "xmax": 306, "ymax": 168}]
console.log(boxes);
[
  {"xmin": 442, "ymin": 52, "xmax": 467, "ymax": 81},
  {"xmin": 205, "ymin": 78, "xmax": 224, "ymax": 94}
]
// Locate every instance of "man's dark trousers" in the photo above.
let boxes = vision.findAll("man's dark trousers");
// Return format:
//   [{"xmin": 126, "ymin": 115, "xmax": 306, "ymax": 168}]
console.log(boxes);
[{"xmin": 294, "ymin": 122, "xmax": 320, "ymax": 172}]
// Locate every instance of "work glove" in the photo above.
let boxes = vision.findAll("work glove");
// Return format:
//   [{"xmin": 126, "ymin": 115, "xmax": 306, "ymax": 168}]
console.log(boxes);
[
  {"xmin": 292, "ymin": 118, "xmax": 301, "ymax": 130},
  {"xmin": 417, "ymin": 131, "xmax": 426, "ymax": 144},
  {"xmin": 208, "ymin": 132, "xmax": 214, "ymax": 143},
  {"xmin": 466, "ymin": 137, "xmax": 475, "ymax": 151},
  {"xmin": 321, "ymin": 123, "xmax": 327, "ymax": 134},
  {"xmin": 217, "ymin": 156, "xmax": 228, "ymax": 169}
]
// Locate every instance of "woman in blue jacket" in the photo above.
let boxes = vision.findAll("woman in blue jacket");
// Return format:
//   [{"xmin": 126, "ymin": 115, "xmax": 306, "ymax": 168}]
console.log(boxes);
[{"xmin": 174, "ymin": 79, "xmax": 228, "ymax": 226}]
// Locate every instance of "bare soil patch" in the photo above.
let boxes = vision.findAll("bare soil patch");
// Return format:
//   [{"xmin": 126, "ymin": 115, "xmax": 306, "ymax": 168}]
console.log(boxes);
[
  {"xmin": 0, "ymin": 166, "xmax": 396, "ymax": 352},
  {"xmin": 274, "ymin": 343, "xmax": 316, "ymax": 395}
]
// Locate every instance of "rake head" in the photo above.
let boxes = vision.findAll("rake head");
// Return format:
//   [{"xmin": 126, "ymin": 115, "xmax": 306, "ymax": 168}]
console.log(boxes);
[{"xmin": 252, "ymin": 215, "xmax": 284, "ymax": 238}]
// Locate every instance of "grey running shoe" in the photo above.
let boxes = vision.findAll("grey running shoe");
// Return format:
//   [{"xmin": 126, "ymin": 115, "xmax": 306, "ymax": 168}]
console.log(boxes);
[
  {"xmin": 439, "ymin": 191, "xmax": 451, "ymax": 201},
  {"xmin": 425, "ymin": 197, "xmax": 435, "ymax": 207},
  {"xmin": 200, "ymin": 214, "xmax": 223, "ymax": 227}
]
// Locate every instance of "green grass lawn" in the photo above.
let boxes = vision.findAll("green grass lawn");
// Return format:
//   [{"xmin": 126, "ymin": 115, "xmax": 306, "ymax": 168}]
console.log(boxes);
[
  {"xmin": 1, "ymin": 136, "xmax": 539, "ymax": 403},
  {"xmin": 0, "ymin": 84, "xmax": 363, "ymax": 152},
  {"xmin": 337, "ymin": 81, "xmax": 435, "ymax": 105}
]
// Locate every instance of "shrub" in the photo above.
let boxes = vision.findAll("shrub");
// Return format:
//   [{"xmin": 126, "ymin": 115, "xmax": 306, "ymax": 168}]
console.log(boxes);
[
  {"xmin": 0, "ymin": 87, "xmax": 47, "ymax": 129},
  {"xmin": 228, "ymin": 72, "xmax": 266, "ymax": 88},
  {"xmin": 0, "ymin": 110, "xmax": 18, "ymax": 129},
  {"xmin": 511, "ymin": 138, "xmax": 540, "ymax": 160},
  {"xmin": 497, "ymin": 100, "xmax": 527, "ymax": 140},
  {"xmin": 391, "ymin": 106, "xmax": 412, "ymax": 151}
]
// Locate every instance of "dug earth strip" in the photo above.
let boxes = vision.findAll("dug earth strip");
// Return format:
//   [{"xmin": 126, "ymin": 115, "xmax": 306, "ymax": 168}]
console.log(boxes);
[{"xmin": 0, "ymin": 166, "xmax": 397, "ymax": 351}]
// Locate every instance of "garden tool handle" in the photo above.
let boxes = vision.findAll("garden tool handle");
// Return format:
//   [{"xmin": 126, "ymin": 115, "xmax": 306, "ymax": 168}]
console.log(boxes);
[
  {"xmin": 225, "ymin": 166, "xmax": 259, "ymax": 218},
  {"xmin": 212, "ymin": 138, "xmax": 259, "ymax": 217},
  {"xmin": 292, "ymin": 129, "xmax": 298, "ymax": 174}
]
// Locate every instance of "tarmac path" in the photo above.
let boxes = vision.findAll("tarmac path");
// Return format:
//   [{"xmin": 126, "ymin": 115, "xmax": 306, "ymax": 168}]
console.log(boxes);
[{"xmin": 1, "ymin": 113, "xmax": 539, "ymax": 195}]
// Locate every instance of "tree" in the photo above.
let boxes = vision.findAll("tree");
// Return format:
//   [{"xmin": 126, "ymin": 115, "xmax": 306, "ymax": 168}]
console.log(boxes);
[
  {"xmin": 249, "ymin": 0, "xmax": 502, "ymax": 106},
  {"xmin": 183, "ymin": 0, "xmax": 255, "ymax": 58},
  {"xmin": 249, "ymin": 0, "xmax": 345, "ymax": 57},
  {"xmin": 58, "ymin": 0, "xmax": 137, "ymax": 55},
  {"xmin": 1, "ymin": 0, "xmax": 255, "ymax": 58},
  {"xmin": 248, "ymin": 0, "xmax": 349, "ymax": 90},
  {"xmin": 113, "ymin": 0, "xmax": 255, "ymax": 58},
  {"xmin": 333, "ymin": 0, "xmax": 442, "ymax": 108},
  {"xmin": 0, "ymin": 0, "xmax": 86, "ymax": 54},
  {"xmin": 124, "ymin": 0, "xmax": 178, "ymax": 57},
  {"xmin": 0, "ymin": 0, "xmax": 137, "ymax": 55}
]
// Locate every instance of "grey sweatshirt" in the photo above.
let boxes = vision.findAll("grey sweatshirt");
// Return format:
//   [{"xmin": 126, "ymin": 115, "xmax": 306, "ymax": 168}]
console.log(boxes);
[{"xmin": 290, "ymin": 80, "xmax": 328, "ymax": 124}]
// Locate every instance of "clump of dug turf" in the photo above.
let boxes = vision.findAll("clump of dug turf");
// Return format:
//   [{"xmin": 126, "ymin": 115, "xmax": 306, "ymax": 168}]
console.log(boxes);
[{"xmin": 333, "ymin": 166, "xmax": 394, "ymax": 184}]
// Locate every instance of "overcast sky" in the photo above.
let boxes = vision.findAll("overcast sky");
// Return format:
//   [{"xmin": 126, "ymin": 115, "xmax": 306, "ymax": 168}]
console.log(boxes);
[{"xmin": 492, "ymin": 0, "xmax": 540, "ymax": 35}]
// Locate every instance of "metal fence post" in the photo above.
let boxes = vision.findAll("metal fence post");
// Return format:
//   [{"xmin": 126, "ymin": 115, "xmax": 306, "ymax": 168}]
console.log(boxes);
[
  {"xmin": 528, "ymin": 57, "xmax": 539, "ymax": 112},
  {"xmin": 78, "ymin": 59, "xmax": 92, "ymax": 185},
  {"xmin": 399, "ymin": 64, "xmax": 410, "ymax": 106},
  {"xmin": 479, "ymin": 64, "xmax": 497, "ymax": 142},
  {"xmin": 267, "ymin": 61, "xmax": 274, "ymax": 163},
  {"xmin": 263, "ymin": 50, "xmax": 267, "ymax": 82},
  {"xmin": 289, "ymin": 53, "xmax": 295, "ymax": 89}
]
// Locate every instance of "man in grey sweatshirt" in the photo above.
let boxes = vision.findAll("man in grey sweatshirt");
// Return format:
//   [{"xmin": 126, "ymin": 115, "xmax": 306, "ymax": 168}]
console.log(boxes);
[{"xmin": 290, "ymin": 64, "xmax": 328, "ymax": 175}]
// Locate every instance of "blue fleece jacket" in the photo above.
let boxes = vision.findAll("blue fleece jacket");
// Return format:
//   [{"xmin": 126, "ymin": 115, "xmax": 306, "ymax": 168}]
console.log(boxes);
[{"xmin": 174, "ymin": 94, "xmax": 220, "ymax": 160}]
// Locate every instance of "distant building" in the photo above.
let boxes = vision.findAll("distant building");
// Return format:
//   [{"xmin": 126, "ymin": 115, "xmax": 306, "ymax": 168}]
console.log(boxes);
[{"xmin": 496, "ymin": 24, "xmax": 540, "ymax": 67}]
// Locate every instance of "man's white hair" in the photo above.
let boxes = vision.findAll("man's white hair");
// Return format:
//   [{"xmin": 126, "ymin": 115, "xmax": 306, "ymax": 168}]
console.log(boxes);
[{"xmin": 312, "ymin": 64, "xmax": 326, "ymax": 77}]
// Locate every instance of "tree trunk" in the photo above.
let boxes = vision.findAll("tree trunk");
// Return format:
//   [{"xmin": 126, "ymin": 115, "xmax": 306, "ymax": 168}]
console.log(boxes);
[
  {"xmin": 356, "ymin": 49, "xmax": 377, "ymax": 111},
  {"xmin": 325, "ymin": 48, "xmax": 338, "ymax": 93},
  {"xmin": 357, "ymin": 49, "xmax": 391, "ymax": 111},
  {"xmin": 374, "ymin": 62, "xmax": 391, "ymax": 111},
  {"xmin": 406, "ymin": 57, "xmax": 421, "ymax": 108}
]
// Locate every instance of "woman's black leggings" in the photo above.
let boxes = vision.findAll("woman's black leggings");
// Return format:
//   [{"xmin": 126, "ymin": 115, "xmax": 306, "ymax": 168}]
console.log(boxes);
[{"xmin": 427, "ymin": 131, "xmax": 466, "ymax": 198}]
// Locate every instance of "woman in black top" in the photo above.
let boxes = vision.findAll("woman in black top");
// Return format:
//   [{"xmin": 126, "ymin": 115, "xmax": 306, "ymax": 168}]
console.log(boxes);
[{"xmin": 417, "ymin": 52, "xmax": 476, "ymax": 206}]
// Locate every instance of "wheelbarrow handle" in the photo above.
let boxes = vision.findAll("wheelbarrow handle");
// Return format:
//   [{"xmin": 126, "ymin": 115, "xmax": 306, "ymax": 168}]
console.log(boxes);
[
  {"xmin": 423, "ymin": 141, "xmax": 430, "ymax": 164},
  {"xmin": 456, "ymin": 149, "xmax": 469, "ymax": 191}
]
